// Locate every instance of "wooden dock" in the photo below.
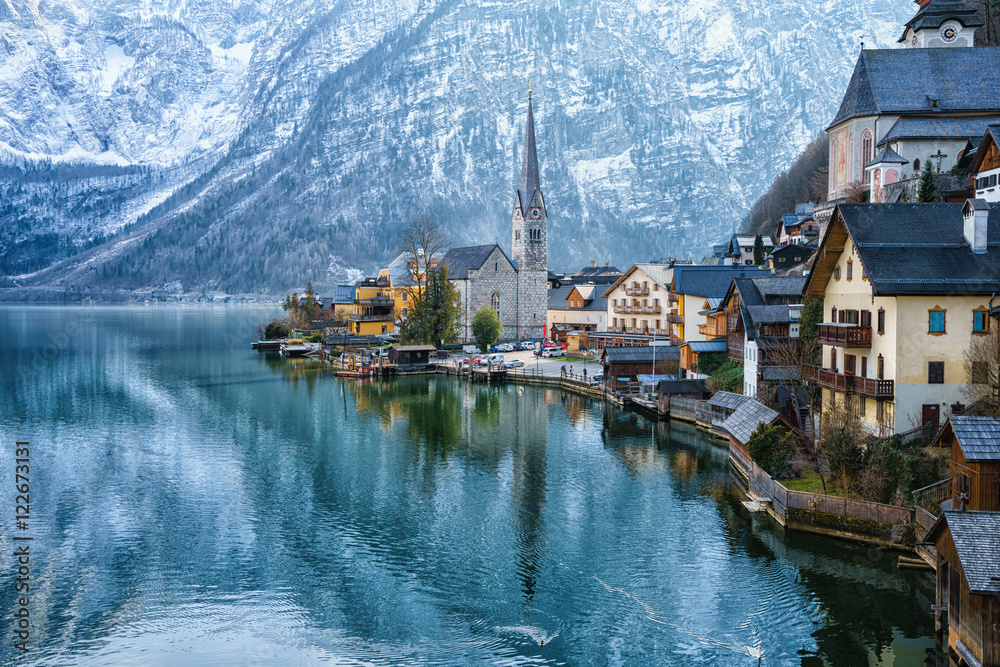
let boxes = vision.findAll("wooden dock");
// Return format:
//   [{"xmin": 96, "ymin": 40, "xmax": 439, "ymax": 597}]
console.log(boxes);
[{"xmin": 471, "ymin": 367, "xmax": 507, "ymax": 382}]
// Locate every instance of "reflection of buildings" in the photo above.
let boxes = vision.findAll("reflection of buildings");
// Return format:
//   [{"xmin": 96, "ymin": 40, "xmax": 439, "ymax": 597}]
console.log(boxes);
[{"xmin": 509, "ymin": 383, "xmax": 549, "ymax": 605}]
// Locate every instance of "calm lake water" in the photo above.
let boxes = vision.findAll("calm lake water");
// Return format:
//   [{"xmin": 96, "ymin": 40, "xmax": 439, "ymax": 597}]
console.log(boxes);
[{"xmin": 0, "ymin": 306, "xmax": 944, "ymax": 666}]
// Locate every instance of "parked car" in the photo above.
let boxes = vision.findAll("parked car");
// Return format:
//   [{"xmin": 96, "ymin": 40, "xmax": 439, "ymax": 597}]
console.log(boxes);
[
  {"xmin": 497, "ymin": 343, "xmax": 515, "ymax": 352},
  {"xmin": 486, "ymin": 353, "xmax": 505, "ymax": 365},
  {"xmin": 591, "ymin": 373, "xmax": 604, "ymax": 384},
  {"xmin": 520, "ymin": 341, "xmax": 534, "ymax": 350},
  {"xmin": 504, "ymin": 359, "xmax": 525, "ymax": 369},
  {"xmin": 534, "ymin": 341, "xmax": 558, "ymax": 356},
  {"xmin": 542, "ymin": 348, "xmax": 564, "ymax": 358}
]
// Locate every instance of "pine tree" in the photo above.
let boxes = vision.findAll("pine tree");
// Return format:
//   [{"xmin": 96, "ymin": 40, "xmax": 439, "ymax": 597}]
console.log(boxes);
[
  {"xmin": 752, "ymin": 234, "xmax": 766, "ymax": 266},
  {"xmin": 916, "ymin": 159, "xmax": 941, "ymax": 203}
]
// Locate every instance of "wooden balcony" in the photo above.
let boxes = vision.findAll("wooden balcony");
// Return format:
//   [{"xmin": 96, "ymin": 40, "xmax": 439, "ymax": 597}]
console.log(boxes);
[
  {"xmin": 350, "ymin": 312, "xmax": 394, "ymax": 322},
  {"xmin": 613, "ymin": 305, "xmax": 662, "ymax": 315},
  {"xmin": 667, "ymin": 312, "xmax": 684, "ymax": 324},
  {"xmin": 355, "ymin": 296, "xmax": 394, "ymax": 307},
  {"xmin": 625, "ymin": 287, "xmax": 649, "ymax": 296},
  {"xmin": 812, "ymin": 367, "xmax": 894, "ymax": 399},
  {"xmin": 818, "ymin": 323, "xmax": 872, "ymax": 348},
  {"xmin": 699, "ymin": 322, "xmax": 726, "ymax": 338},
  {"xmin": 668, "ymin": 292, "xmax": 678, "ymax": 303}
]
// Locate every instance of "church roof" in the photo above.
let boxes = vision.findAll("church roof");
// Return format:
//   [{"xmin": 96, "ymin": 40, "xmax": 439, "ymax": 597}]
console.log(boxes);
[
  {"xmin": 899, "ymin": 0, "xmax": 984, "ymax": 42},
  {"xmin": 828, "ymin": 48, "xmax": 1000, "ymax": 129},
  {"xmin": 878, "ymin": 115, "xmax": 1000, "ymax": 146},
  {"xmin": 441, "ymin": 244, "xmax": 515, "ymax": 278},
  {"xmin": 517, "ymin": 97, "xmax": 542, "ymax": 216},
  {"xmin": 866, "ymin": 145, "xmax": 910, "ymax": 168}
]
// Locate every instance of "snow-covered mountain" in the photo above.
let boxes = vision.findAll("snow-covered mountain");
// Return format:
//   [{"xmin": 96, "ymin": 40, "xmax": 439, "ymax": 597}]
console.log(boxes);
[{"xmin": 0, "ymin": 0, "xmax": 911, "ymax": 294}]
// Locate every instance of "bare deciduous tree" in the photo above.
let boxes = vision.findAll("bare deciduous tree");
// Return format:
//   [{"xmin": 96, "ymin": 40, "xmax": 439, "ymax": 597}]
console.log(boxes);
[{"xmin": 964, "ymin": 325, "xmax": 1000, "ymax": 415}]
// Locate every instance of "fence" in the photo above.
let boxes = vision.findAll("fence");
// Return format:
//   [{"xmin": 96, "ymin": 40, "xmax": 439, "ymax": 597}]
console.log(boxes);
[
  {"xmin": 912, "ymin": 478, "xmax": 952, "ymax": 515},
  {"xmin": 742, "ymin": 457, "xmax": 914, "ymax": 528},
  {"xmin": 915, "ymin": 506, "xmax": 938, "ymax": 534}
]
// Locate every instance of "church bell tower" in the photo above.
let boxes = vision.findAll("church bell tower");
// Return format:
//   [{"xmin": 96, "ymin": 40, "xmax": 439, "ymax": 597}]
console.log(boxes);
[{"xmin": 511, "ymin": 88, "xmax": 548, "ymax": 339}]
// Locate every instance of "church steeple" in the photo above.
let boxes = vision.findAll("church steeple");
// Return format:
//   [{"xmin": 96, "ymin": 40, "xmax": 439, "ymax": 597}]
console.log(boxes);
[
  {"xmin": 518, "ymin": 90, "xmax": 542, "ymax": 216},
  {"xmin": 899, "ymin": 0, "xmax": 983, "ymax": 48}
]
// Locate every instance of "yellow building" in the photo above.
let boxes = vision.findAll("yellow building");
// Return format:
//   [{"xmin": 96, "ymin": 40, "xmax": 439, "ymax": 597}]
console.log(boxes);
[
  {"xmin": 804, "ymin": 201, "xmax": 1000, "ymax": 436},
  {"xmin": 350, "ymin": 251, "xmax": 431, "ymax": 336}
]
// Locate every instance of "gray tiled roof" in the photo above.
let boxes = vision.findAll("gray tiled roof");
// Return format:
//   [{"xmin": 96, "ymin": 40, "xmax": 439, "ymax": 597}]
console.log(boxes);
[
  {"xmin": 603, "ymin": 346, "xmax": 680, "ymax": 363},
  {"xmin": 723, "ymin": 399, "xmax": 781, "ymax": 445},
  {"xmin": 768, "ymin": 245, "xmax": 815, "ymax": 266},
  {"xmin": 547, "ymin": 285, "xmax": 574, "ymax": 309},
  {"xmin": 333, "ymin": 284, "xmax": 355, "ymax": 304},
  {"xmin": 927, "ymin": 511, "xmax": 1000, "ymax": 595},
  {"xmin": 442, "ymin": 244, "xmax": 509, "ymax": 278},
  {"xmin": 517, "ymin": 97, "xmax": 541, "ymax": 216},
  {"xmin": 747, "ymin": 305, "xmax": 795, "ymax": 325},
  {"xmin": 675, "ymin": 266, "xmax": 767, "ymax": 299},
  {"xmin": 687, "ymin": 340, "xmax": 727, "ymax": 353},
  {"xmin": 866, "ymin": 145, "xmax": 909, "ymax": 168},
  {"xmin": 707, "ymin": 391, "xmax": 750, "ymax": 411},
  {"xmin": 657, "ymin": 379, "xmax": 710, "ymax": 395},
  {"xmin": 838, "ymin": 203, "xmax": 1000, "ymax": 295},
  {"xmin": 829, "ymin": 47, "xmax": 1000, "ymax": 129},
  {"xmin": 761, "ymin": 366, "xmax": 801, "ymax": 382},
  {"xmin": 948, "ymin": 417, "xmax": 1000, "ymax": 460},
  {"xmin": 878, "ymin": 116, "xmax": 1000, "ymax": 147},
  {"xmin": 752, "ymin": 276, "xmax": 807, "ymax": 298}
]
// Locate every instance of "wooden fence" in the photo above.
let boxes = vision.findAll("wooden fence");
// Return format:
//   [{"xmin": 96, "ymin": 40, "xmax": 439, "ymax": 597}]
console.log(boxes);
[
  {"xmin": 739, "ymin": 456, "xmax": 914, "ymax": 527},
  {"xmin": 666, "ymin": 397, "xmax": 714, "ymax": 428}
]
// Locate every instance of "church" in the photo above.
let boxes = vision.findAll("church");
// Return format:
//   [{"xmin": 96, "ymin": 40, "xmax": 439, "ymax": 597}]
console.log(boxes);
[
  {"xmin": 443, "ymin": 92, "xmax": 548, "ymax": 342},
  {"xmin": 827, "ymin": 0, "xmax": 1000, "ymax": 203}
]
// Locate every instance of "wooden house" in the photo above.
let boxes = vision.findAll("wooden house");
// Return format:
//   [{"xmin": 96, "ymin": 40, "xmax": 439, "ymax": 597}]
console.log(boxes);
[
  {"xmin": 601, "ymin": 345, "xmax": 680, "ymax": 392},
  {"xmin": 936, "ymin": 417, "xmax": 1000, "ymax": 512},
  {"xmin": 657, "ymin": 379, "xmax": 711, "ymax": 413},
  {"xmin": 925, "ymin": 511, "xmax": 1000, "ymax": 667},
  {"xmin": 679, "ymin": 340, "xmax": 727, "ymax": 379},
  {"xmin": 387, "ymin": 345, "xmax": 436, "ymax": 367}
]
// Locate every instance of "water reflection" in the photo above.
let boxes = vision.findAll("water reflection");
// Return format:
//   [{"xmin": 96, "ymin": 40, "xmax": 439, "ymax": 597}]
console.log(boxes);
[{"xmin": 0, "ymin": 307, "xmax": 944, "ymax": 666}]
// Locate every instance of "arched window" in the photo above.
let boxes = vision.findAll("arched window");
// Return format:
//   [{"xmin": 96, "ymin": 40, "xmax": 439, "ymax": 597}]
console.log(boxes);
[
  {"xmin": 913, "ymin": 158, "xmax": 921, "ymax": 173},
  {"xmin": 861, "ymin": 129, "xmax": 873, "ymax": 169},
  {"xmin": 491, "ymin": 292, "xmax": 500, "ymax": 317}
]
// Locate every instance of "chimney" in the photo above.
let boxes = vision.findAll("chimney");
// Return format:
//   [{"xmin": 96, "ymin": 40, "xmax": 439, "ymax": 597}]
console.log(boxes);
[
  {"xmin": 591, "ymin": 260, "xmax": 597, "ymax": 268},
  {"xmin": 964, "ymin": 199, "xmax": 989, "ymax": 254}
]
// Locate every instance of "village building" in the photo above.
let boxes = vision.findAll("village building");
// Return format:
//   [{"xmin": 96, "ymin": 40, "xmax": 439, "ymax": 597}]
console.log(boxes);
[
  {"xmin": 924, "ymin": 511, "xmax": 1000, "ymax": 667},
  {"xmin": 716, "ymin": 276, "xmax": 806, "ymax": 400},
  {"xmin": 935, "ymin": 417, "xmax": 1000, "ymax": 513},
  {"xmin": 351, "ymin": 276, "xmax": 396, "ymax": 336},
  {"xmin": 970, "ymin": 125, "xmax": 1000, "ymax": 203},
  {"xmin": 387, "ymin": 344, "xmax": 437, "ymax": 368},
  {"xmin": 601, "ymin": 263, "xmax": 675, "ymax": 344},
  {"xmin": 546, "ymin": 283, "xmax": 608, "ymax": 343},
  {"xmin": 776, "ymin": 203, "xmax": 819, "ymax": 246},
  {"xmin": 721, "ymin": 234, "xmax": 775, "ymax": 266},
  {"xmin": 442, "ymin": 92, "xmax": 548, "ymax": 342},
  {"xmin": 826, "ymin": 0, "xmax": 1000, "ymax": 203},
  {"xmin": 324, "ymin": 285, "xmax": 356, "ymax": 320},
  {"xmin": 601, "ymin": 346, "xmax": 680, "ymax": 393},
  {"xmin": 767, "ymin": 244, "xmax": 816, "ymax": 276},
  {"xmin": 656, "ymin": 379, "xmax": 712, "ymax": 414},
  {"xmin": 672, "ymin": 265, "xmax": 769, "ymax": 344},
  {"xmin": 803, "ymin": 202, "xmax": 1000, "ymax": 437},
  {"xmin": 567, "ymin": 261, "xmax": 623, "ymax": 285}
]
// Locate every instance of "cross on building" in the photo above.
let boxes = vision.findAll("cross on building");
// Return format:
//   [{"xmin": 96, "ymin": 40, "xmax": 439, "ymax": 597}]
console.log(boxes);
[{"xmin": 931, "ymin": 150, "xmax": 948, "ymax": 172}]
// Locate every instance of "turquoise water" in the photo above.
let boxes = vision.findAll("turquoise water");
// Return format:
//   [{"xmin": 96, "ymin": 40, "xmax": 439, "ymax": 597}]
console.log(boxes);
[{"xmin": 0, "ymin": 306, "xmax": 942, "ymax": 666}]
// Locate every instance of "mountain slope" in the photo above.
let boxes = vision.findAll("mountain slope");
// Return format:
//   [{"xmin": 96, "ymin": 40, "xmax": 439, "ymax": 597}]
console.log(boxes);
[{"xmin": 0, "ymin": 0, "xmax": 911, "ymax": 294}]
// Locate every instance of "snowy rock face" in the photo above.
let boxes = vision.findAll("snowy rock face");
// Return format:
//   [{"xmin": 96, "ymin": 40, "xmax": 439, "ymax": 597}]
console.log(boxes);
[{"xmin": 0, "ymin": 0, "xmax": 909, "ymax": 292}]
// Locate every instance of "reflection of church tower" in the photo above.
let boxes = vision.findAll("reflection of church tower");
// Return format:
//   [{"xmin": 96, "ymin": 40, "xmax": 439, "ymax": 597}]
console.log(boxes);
[
  {"xmin": 511, "ymin": 88, "xmax": 548, "ymax": 340},
  {"xmin": 510, "ymin": 386, "xmax": 548, "ymax": 604}
]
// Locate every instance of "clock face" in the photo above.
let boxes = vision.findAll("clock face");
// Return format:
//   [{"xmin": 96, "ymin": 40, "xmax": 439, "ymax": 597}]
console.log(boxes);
[
  {"xmin": 530, "ymin": 208, "xmax": 541, "ymax": 220},
  {"xmin": 941, "ymin": 25, "xmax": 958, "ymax": 42},
  {"xmin": 513, "ymin": 208, "xmax": 522, "ymax": 220},
  {"xmin": 911, "ymin": 34, "xmax": 917, "ymax": 47}
]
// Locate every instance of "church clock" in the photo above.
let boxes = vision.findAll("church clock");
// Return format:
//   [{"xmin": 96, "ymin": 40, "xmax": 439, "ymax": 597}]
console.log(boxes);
[
  {"xmin": 940, "ymin": 25, "xmax": 958, "ymax": 43},
  {"xmin": 529, "ymin": 208, "xmax": 541, "ymax": 220},
  {"xmin": 513, "ymin": 208, "xmax": 522, "ymax": 220}
]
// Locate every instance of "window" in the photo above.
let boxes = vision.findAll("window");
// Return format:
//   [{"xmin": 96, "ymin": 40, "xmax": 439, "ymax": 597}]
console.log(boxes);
[
  {"xmin": 861, "ymin": 310, "xmax": 871, "ymax": 328},
  {"xmin": 974, "ymin": 308, "xmax": 989, "ymax": 334},
  {"xmin": 834, "ymin": 265, "xmax": 842, "ymax": 281},
  {"xmin": 928, "ymin": 361, "xmax": 945, "ymax": 384},
  {"xmin": 847, "ymin": 259, "xmax": 853, "ymax": 281},
  {"xmin": 929, "ymin": 307, "xmax": 946, "ymax": 335},
  {"xmin": 876, "ymin": 400, "xmax": 884, "ymax": 422},
  {"xmin": 495, "ymin": 262, "xmax": 499, "ymax": 272},
  {"xmin": 613, "ymin": 299, "xmax": 617, "ymax": 306},
  {"xmin": 654, "ymin": 298, "xmax": 660, "ymax": 307},
  {"xmin": 913, "ymin": 158, "xmax": 921, "ymax": 172},
  {"xmin": 877, "ymin": 308, "xmax": 885, "ymax": 335},
  {"xmin": 402, "ymin": 292, "xmax": 408, "ymax": 301},
  {"xmin": 861, "ymin": 356, "xmax": 868, "ymax": 378},
  {"xmin": 654, "ymin": 284, "xmax": 659, "ymax": 291},
  {"xmin": 957, "ymin": 472, "xmax": 971, "ymax": 496},
  {"xmin": 491, "ymin": 292, "xmax": 500, "ymax": 316},
  {"xmin": 401, "ymin": 307, "xmax": 409, "ymax": 318},
  {"xmin": 877, "ymin": 354, "xmax": 885, "ymax": 380},
  {"xmin": 831, "ymin": 348, "xmax": 838, "ymax": 372},
  {"xmin": 845, "ymin": 354, "xmax": 857, "ymax": 375},
  {"xmin": 859, "ymin": 397, "xmax": 867, "ymax": 416},
  {"xmin": 861, "ymin": 129, "xmax": 873, "ymax": 168},
  {"xmin": 613, "ymin": 317, "xmax": 618, "ymax": 327},
  {"xmin": 655, "ymin": 319, "xmax": 661, "ymax": 330},
  {"xmin": 832, "ymin": 307, "xmax": 838, "ymax": 322}
]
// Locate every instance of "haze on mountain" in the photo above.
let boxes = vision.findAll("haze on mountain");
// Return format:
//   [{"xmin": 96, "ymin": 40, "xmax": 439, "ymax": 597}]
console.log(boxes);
[{"xmin": 0, "ymin": 0, "xmax": 910, "ymax": 296}]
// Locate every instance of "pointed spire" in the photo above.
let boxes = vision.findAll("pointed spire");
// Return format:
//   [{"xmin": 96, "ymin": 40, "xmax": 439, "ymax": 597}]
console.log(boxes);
[{"xmin": 518, "ymin": 89, "xmax": 541, "ymax": 215}]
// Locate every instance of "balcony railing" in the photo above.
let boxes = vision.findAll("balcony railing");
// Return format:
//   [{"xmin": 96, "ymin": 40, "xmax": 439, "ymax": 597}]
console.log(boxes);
[
  {"xmin": 667, "ymin": 313, "xmax": 684, "ymax": 324},
  {"xmin": 349, "ymin": 313, "xmax": 394, "ymax": 322},
  {"xmin": 812, "ymin": 367, "xmax": 894, "ymax": 399},
  {"xmin": 818, "ymin": 323, "xmax": 872, "ymax": 348},
  {"xmin": 613, "ymin": 305, "xmax": 662, "ymax": 315},
  {"xmin": 625, "ymin": 287, "xmax": 650, "ymax": 296},
  {"xmin": 355, "ymin": 297, "xmax": 394, "ymax": 306},
  {"xmin": 698, "ymin": 323, "xmax": 725, "ymax": 338},
  {"xmin": 668, "ymin": 292, "xmax": 678, "ymax": 303}
]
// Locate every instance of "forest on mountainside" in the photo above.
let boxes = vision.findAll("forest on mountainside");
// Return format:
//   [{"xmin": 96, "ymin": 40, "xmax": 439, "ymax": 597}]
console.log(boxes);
[{"xmin": 742, "ymin": 135, "xmax": 829, "ymax": 239}]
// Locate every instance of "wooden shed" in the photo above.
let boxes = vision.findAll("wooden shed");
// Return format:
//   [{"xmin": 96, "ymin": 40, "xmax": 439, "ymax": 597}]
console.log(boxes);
[
  {"xmin": 388, "ymin": 345, "xmax": 436, "ymax": 367},
  {"xmin": 925, "ymin": 511, "xmax": 1000, "ymax": 667},
  {"xmin": 657, "ymin": 379, "xmax": 711, "ymax": 413},
  {"xmin": 936, "ymin": 417, "xmax": 1000, "ymax": 512},
  {"xmin": 601, "ymin": 346, "xmax": 680, "ymax": 392}
]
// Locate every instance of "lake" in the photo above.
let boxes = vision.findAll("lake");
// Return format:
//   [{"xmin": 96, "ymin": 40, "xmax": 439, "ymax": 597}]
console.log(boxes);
[{"xmin": 0, "ymin": 306, "xmax": 943, "ymax": 665}]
